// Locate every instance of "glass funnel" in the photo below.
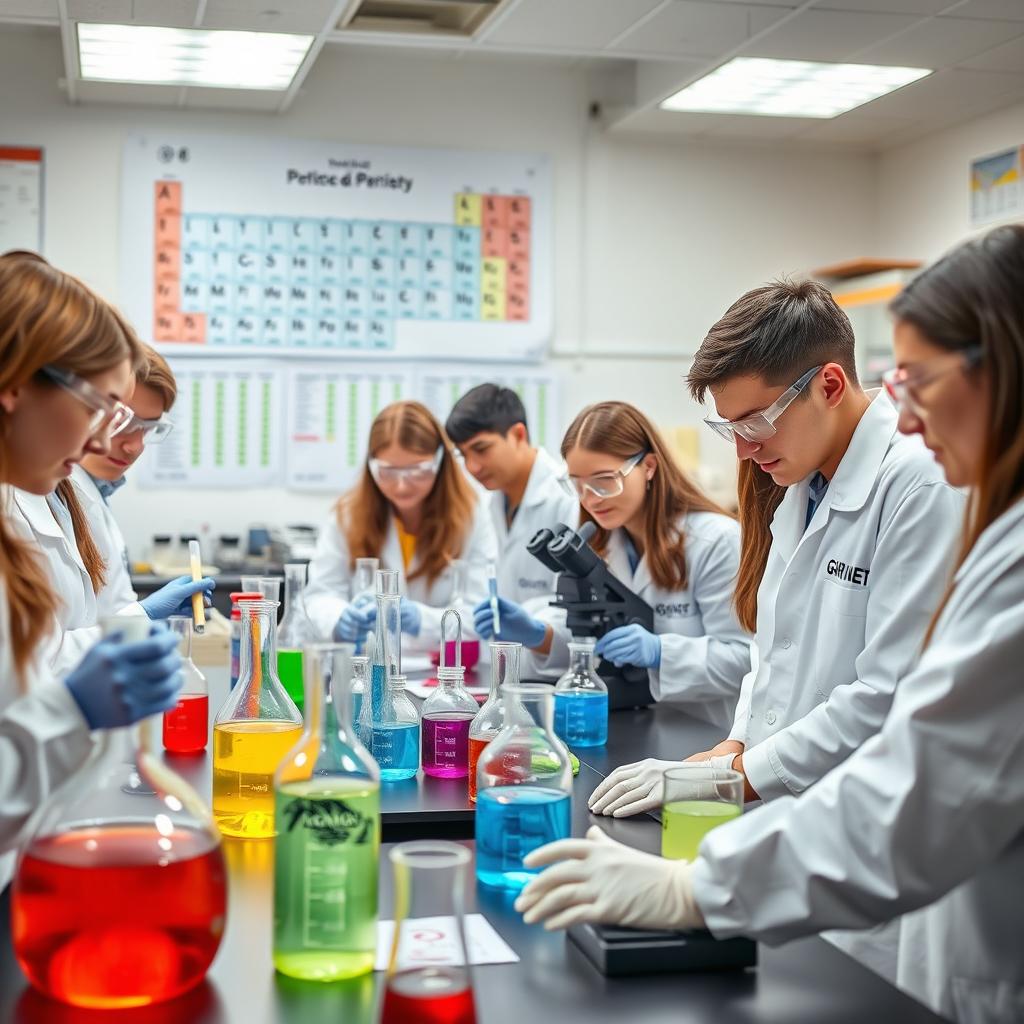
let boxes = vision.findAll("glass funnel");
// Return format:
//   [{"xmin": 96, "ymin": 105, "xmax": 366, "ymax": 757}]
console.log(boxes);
[
  {"xmin": 475, "ymin": 684, "xmax": 572, "ymax": 891},
  {"xmin": 212, "ymin": 599, "xmax": 303, "ymax": 838},
  {"xmin": 468, "ymin": 642, "xmax": 521, "ymax": 801},
  {"xmin": 273, "ymin": 643, "xmax": 381, "ymax": 981},
  {"xmin": 277, "ymin": 562, "xmax": 319, "ymax": 714},
  {"xmin": 11, "ymin": 618, "xmax": 227, "ymax": 1009},
  {"xmin": 162, "ymin": 615, "xmax": 209, "ymax": 755},
  {"xmin": 553, "ymin": 637, "xmax": 608, "ymax": 748},
  {"xmin": 381, "ymin": 842, "xmax": 477, "ymax": 1024}
]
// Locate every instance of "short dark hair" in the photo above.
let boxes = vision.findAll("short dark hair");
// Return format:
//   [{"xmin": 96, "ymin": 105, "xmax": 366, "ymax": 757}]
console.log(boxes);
[
  {"xmin": 687, "ymin": 279, "xmax": 859, "ymax": 403},
  {"xmin": 445, "ymin": 383, "xmax": 529, "ymax": 444}
]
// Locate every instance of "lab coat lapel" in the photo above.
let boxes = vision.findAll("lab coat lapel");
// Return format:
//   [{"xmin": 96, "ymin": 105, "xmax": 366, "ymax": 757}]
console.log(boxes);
[{"xmin": 12, "ymin": 489, "xmax": 89, "ymax": 574}]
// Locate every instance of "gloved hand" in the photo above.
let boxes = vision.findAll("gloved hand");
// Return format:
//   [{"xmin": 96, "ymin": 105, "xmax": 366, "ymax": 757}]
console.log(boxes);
[
  {"xmin": 473, "ymin": 597, "xmax": 546, "ymax": 648},
  {"xmin": 594, "ymin": 623, "xmax": 661, "ymax": 669},
  {"xmin": 139, "ymin": 575, "xmax": 216, "ymax": 620},
  {"xmin": 333, "ymin": 602, "xmax": 376, "ymax": 643},
  {"xmin": 588, "ymin": 758, "xmax": 681, "ymax": 817},
  {"xmin": 515, "ymin": 825, "xmax": 703, "ymax": 932},
  {"xmin": 400, "ymin": 597, "xmax": 422, "ymax": 637},
  {"xmin": 65, "ymin": 626, "xmax": 183, "ymax": 729},
  {"xmin": 706, "ymin": 752, "xmax": 740, "ymax": 772}
]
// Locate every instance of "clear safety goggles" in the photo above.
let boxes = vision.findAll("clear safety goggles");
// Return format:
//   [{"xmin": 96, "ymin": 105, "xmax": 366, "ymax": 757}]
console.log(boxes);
[
  {"xmin": 369, "ymin": 447, "xmax": 443, "ymax": 485},
  {"xmin": 882, "ymin": 346, "xmax": 982, "ymax": 414},
  {"xmin": 560, "ymin": 450, "xmax": 648, "ymax": 500},
  {"xmin": 39, "ymin": 364, "xmax": 133, "ymax": 438},
  {"xmin": 120, "ymin": 410, "xmax": 174, "ymax": 443},
  {"xmin": 703, "ymin": 365, "xmax": 822, "ymax": 444}
]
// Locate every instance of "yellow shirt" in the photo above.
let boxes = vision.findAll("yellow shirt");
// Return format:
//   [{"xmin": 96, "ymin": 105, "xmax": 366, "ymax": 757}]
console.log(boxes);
[{"xmin": 394, "ymin": 518, "xmax": 417, "ymax": 571}]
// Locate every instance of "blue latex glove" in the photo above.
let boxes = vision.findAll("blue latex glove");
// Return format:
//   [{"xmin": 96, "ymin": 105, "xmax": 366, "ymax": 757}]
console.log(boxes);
[
  {"xmin": 400, "ymin": 597, "xmax": 422, "ymax": 637},
  {"xmin": 473, "ymin": 597, "xmax": 546, "ymax": 648},
  {"xmin": 65, "ymin": 625, "xmax": 183, "ymax": 729},
  {"xmin": 595, "ymin": 624, "xmax": 661, "ymax": 669},
  {"xmin": 139, "ymin": 574, "xmax": 216, "ymax": 620},
  {"xmin": 334, "ymin": 602, "xmax": 376, "ymax": 643}
]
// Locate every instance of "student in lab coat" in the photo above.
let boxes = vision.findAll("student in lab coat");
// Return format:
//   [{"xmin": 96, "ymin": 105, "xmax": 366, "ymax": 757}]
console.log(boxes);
[
  {"xmin": 305, "ymin": 400, "xmax": 498, "ymax": 655},
  {"xmin": 0, "ymin": 251, "xmax": 185, "ymax": 885},
  {"xmin": 490, "ymin": 400, "xmax": 749, "ymax": 728},
  {"xmin": 444, "ymin": 383, "xmax": 577, "ymax": 677},
  {"xmin": 517, "ymin": 223, "xmax": 1024, "ymax": 1024}
]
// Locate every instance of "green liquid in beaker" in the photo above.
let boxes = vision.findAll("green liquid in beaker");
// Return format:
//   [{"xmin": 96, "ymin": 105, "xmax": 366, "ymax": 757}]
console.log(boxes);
[{"xmin": 661, "ymin": 800, "xmax": 741, "ymax": 861}]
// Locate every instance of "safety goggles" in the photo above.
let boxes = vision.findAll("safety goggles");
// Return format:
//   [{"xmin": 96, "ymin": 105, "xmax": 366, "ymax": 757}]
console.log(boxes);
[
  {"xmin": 561, "ymin": 450, "xmax": 648, "ymax": 500},
  {"xmin": 369, "ymin": 447, "xmax": 443, "ymax": 485},
  {"xmin": 882, "ymin": 346, "xmax": 982, "ymax": 414},
  {"xmin": 39, "ymin": 365, "xmax": 133, "ymax": 438},
  {"xmin": 703, "ymin": 365, "xmax": 822, "ymax": 444},
  {"xmin": 121, "ymin": 410, "xmax": 174, "ymax": 443}
]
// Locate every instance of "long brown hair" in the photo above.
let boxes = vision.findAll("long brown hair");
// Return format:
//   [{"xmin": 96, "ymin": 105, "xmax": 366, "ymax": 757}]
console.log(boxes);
[
  {"xmin": 687, "ymin": 279, "xmax": 857, "ymax": 631},
  {"xmin": 0, "ymin": 251, "xmax": 143, "ymax": 679},
  {"xmin": 561, "ymin": 402, "xmax": 728, "ymax": 591},
  {"xmin": 56, "ymin": 478, "xmax": 107, "ymax": 593},
  {"xmin": 339, "ymin": 401, "xmax": 475, "ymax": 586},
  {"xmin": 889, "ymin": 224, "xmax": 1024, "ymax": 642}
]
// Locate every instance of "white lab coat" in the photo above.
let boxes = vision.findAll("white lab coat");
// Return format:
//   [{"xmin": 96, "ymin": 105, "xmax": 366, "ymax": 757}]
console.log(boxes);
[
  {"xmin": 539, "ymin": 511, "xmax": 750, "ymax": 731},
  {"xmin": 304, "ymin": 498, "xmax": 499, "ymax": 656},
  {"xmin": 693, "ymin": 496, "xmax": 1024, "ymax": 1024}
]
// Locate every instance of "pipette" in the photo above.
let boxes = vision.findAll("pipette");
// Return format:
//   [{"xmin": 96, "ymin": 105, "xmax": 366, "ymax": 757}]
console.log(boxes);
[
  {"xmin": 487, "ymin": 561, "xmax": 500, "ymax": 637},
  {"xmin": 188, "ymin": 539, "xmax": 206, "ymax": 635}
]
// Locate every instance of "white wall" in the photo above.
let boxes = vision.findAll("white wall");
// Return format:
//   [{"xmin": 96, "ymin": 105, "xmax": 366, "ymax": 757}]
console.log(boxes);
[{"xmin": 0, "ymin": 29, "xmax": 880, "ymax": 555}]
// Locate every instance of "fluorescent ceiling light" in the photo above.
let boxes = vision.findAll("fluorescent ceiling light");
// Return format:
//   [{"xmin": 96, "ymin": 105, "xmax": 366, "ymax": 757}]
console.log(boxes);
[
  {"xmin": 76, "ymin": 23, "xmax": 314, "ymax": 91},
  {"xmin": 660, "ymin": 57, "xmax": 931, "ymax": 119}
]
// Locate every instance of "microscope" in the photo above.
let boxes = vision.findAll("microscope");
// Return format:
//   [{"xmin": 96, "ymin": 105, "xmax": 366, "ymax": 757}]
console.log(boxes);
[{"xmin": 527, "ymin": 521, "xmax": 655, "ymax": 710}]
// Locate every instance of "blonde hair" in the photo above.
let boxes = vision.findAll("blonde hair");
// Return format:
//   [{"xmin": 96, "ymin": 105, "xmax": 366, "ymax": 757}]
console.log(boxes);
[{"xmin": 137, "ymin": 344, "xmax": 177, "ymax": 411}]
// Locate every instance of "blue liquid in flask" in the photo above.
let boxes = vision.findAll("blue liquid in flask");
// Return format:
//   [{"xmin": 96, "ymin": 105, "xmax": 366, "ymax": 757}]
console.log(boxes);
[
  {"xmin": 475, "ymin": 786, "xmax": 571, "ymax": 891},
  {"xmin": 370, "ymin": 723, "xmax": 419, "ymax": 781},
  {"xmin": 554, "ymin": 691, "xmax": 608, "ymax": 748}
]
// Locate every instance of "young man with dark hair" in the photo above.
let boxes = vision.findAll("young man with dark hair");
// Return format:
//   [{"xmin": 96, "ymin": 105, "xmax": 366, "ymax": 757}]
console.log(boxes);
[{"xmin": 445, "ymin": 383, "xmax": 576, "ymax": 668}]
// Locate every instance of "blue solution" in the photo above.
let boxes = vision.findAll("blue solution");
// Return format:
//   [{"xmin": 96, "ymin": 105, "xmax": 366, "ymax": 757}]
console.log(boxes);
[
  {"xmin": 370, "ymin": 722, "xmax": 420, "ymax": 781},
  {"xmin": 352, "ymin": 690, "xmax": 363, "ymax": 731},
  {"xmin": 475, "ymin": 786, "xmax": 571, "ymax": 891},
  {"xmin": 370, "ymin": 663, "xmax": 386, "ymax": 720},
  {"xmin": 230, "ymin": 635, "xmax": 240, "ymax": 690},
  {"xmin": 554, "ymin": 691, "xmax": 608, "ymax": 748}
]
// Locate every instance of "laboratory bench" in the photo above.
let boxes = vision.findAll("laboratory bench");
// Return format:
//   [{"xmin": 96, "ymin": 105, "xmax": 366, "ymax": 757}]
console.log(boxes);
[{"xmin": 0, "ymin": 668, "xmax": 946, "ymax": 1024}]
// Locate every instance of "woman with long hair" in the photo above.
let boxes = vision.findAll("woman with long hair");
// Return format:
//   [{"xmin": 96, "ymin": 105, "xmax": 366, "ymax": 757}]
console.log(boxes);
[
  {"xmin": 0, "ymin": 251, "xmax": 185, "ymax": 885},
  {"xmin": 305, "ymin": 400, "xmax": 497, "ymax": 653}
]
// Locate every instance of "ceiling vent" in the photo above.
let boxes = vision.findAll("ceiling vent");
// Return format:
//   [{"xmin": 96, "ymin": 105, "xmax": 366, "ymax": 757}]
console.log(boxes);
[{"xmin": 339, "ymin": 0, "xmax": 501, "ymax": 38}]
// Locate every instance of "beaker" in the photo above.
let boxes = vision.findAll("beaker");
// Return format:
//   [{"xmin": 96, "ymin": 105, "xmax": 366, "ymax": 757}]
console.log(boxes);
[
  {"xmin": 11, "ymin": 620, "xmax": 227, "ymax": 1008},
  {"xmin": 212, "ymin": 599, "xmax": 303, "ymax": 838},
  {"xmin": 380, "ymin": 842, "xmax": 477, "ymax": 1024},
  {"xmin": 660, "ymin": 765, "xmax": 744, "ymax": 861},
  {"xmin": 475, "ymin": 684, "xmax": 572, "ymax": 891},
  {"xmin": 162, "ymin": 615, "xmax": 209, "ymax": 754},
  {"xmin": 421, "ymin": 610, "xmax": 479, "ymax": 779},
  {"xmin": 276, "ymin": 562, "xmax": 319, "ymax": 713},
  {"xmin": 553, "ymin": 637, "xmax": 608, "ymax": 748},
  {"xmin": 273, "ymin": 643, "xmax": 380, "ymax": 980},
  {"xmin": 468, "ymin": 642, "xmax": 521, "ymax": 801}
]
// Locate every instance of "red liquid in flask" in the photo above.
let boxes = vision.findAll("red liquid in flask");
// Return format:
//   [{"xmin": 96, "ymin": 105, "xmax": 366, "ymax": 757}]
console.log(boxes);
[
  {"xmin": 12, "ymin": 825, "xmax": 226, "ymax": 1008},
  {"xmin": 163, "ymin": 694, "xmax": 209, "ymax": 753},
  {"xmin": 381, "ymin": 968, "xmax": 477, "ymax": 1024},
  {"xmin": 468, "ymin": 737, "xmax": 490, "ymax": 801}
]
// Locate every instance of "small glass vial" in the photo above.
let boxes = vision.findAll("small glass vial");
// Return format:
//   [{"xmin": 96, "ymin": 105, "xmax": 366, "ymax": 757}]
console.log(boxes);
[
  {"xmin": 553, "ymin": 637, "xmax": 608, "ymax": 748},
  {"xmin": 163, "ymin": 615, "xmax": 209, "ymax": 754}
]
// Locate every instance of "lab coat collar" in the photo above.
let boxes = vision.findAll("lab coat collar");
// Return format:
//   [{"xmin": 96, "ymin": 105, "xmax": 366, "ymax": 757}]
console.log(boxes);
[
  {"xmin": 606, "ymin": 527, "xmax": 652, "ymax": 595},
  {"xmin": 11, "ymin": 488, "xmax": 90, "ymax": 572},
  {"xmin": 953, "ymin": 495, "xmax": 1024, "ymax": 584},
  {"xmin": 520, "ymin": 447, "xmax": 565, "ymax": 511},
  {"xmin": 93, "ymin": 474, "xmax": 126, "ymax": 503}
]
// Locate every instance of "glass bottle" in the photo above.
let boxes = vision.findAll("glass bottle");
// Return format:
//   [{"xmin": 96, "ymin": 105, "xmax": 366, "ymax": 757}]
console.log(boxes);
[
  {"xmin": 468, "ymin": 642, "xmax": 520, "ymax": 801},
  {"xmin": 277, "ymin": 562, "xmax": 319, "ymax": 714},
  {"xmin": 349, "ymin": 654, "xmax": 370, "ymax": 731},
  {"xmin": 11, "ymin": 617, "xmax": 227, "ymax": 1008},
  {"xmin": 381, "ymin": 841, "xmax": 477, "ymax": 1024},
  {"xmin": 421, "ymin": 610, "xmax": 479, "ymax": 779},
  {"xmin": 553, "ymin": 637, "xmax": 608, "ymax": 748},
  {"xmin": 212, "ymin": 599, "xmax": 303, "ymax": 838},
  {"xmin": 361, "ymin": 673, "xmax": 420, "ymax": 782},
  {"xmin": 351, "ymin": 556, "xmax": 379, "ymax": 654},
  {"xmin": 163, "ymin": 615, "xmax": 209, "ymax": 754},
  {"xmin": 273, "ymin": 643, "xmax": 381, "ymax": 981},
  {"xmin": 475, "ymin": 684, "xmax": 572, "ymax": 891}
]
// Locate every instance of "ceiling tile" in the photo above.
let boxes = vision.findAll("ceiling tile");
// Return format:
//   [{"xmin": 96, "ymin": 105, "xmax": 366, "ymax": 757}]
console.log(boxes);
[
  {"xmin": 0, "ymin": 0, "xmax": 58, "ymax": 18},
  {"xmin": 961, "ymin": 32, "xmax": 1024, "ymax": 71},
  {"xmin": 609, "ymin": 1, "xmax": 790, "ymax": 59},
  {"xmin": 67, "ymin": 0, "xmax": 131, "ymax": 19},
  {"xmin": 853, "ymin": 66, "xmax": 1024, "ymax": 119},
  {"xmin": 745, "ymin": 9, "xmax": 921, "ymax": 61},
  {"xmin": 852, "ymin": 16, "xmax": 1020, "ymax": 67},
  {"xmin": 483, "ymin": 0, "xmax": 664, "ymax": 51},
  {"xmin": 944, "ymin": 0, "xmax": 1024, "ymax": 19},
  {"xmin": 202, "ymin": 0, "xmax": 338, "ymax": 34},
  {"xmin": 794, "ymin": 111, "xmax": 915, "ymax": 144},
  {"xmin": 812, "ymin": 0, "xmax": 952, "ymax": 12},
  {"xmin": 69, "ymin": 0, "xmax": 198, "ymax": 27}
]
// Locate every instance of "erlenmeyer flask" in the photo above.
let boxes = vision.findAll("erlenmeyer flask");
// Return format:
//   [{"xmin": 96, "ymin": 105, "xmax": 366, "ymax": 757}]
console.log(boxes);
[
  {"xmin": 12, "ymin": 618, "xmax": 227, "ymax": 1008},
  {"xmin": 553, "ymin": 637, "xmax": 608, "ymax": 748},
  {"xmin": 468, "ymin": 642, "xmax": 521, "ymax": 801},
  {"xmin": 213, "ymin": 599, "xmax": 303, "ymax": 838},
  {"xmin": 422, "ymin": 610, "xmax": 479, "ymax": 779},
  {"xmin": 277, "ymin": 563, "xmax": 320, "ymax": 714},
  {"xmin": 273, "ymin": 643, "xmax": 380, "ymax": 980},
  {"xmin": 163, "ymin": 615, "xmax": 209, "ymax": 754},
  {"xmin": 381, "ymin": 842, "xmax": 477, "ymax": 1024},
  {"xmin": 475, "ymin": 684, "xmax": 572, "ymax": 891}
]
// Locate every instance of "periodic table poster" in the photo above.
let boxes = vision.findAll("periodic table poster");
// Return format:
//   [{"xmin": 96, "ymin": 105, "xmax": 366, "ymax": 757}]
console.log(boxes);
[{"xmin": 120, "ymin": 133, "xmax": 552, "ymax": 362}]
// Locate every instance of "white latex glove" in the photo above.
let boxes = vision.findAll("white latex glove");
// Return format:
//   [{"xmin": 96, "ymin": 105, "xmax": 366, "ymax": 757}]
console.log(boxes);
[
  {"xmin": 588, "ymin": 758, "xmax": 680, "ymax": 817},
  {"xmin": 706, "ymin": 752, "xmax": 739, "ymax": 772},
  {"xmin": 514, "ymin": 825, "xmax": 704, "ymax": 932}
]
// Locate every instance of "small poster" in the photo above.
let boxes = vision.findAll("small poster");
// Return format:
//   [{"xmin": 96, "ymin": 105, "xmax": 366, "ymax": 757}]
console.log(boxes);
[
  {"xmin": 970, "ymin": 146, "xmax": 1022, "ymax": 227},
  {"xmin": 0, "ymin": 146, "xmax": 43, "ymax": 253}
]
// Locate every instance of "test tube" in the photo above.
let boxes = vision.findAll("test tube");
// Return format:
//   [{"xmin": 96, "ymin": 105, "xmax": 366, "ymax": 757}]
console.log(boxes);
[
  {"xmin": 487, "ymin": 560, "xmax": 500, "ymax": 636},
  {"xmin": 188, "ymin": 539, "xmax": 206, "ymax": 635}
]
